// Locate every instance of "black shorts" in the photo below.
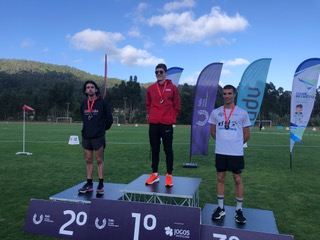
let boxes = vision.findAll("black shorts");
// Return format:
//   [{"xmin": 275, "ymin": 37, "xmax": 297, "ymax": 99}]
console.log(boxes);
[
  {"xmin": 82, "ymin": 136, "xmax": 105, "ymax": 151},
  {"xmin": 215, "ymin": 154, "xmax": 244, "ymax": 174}
]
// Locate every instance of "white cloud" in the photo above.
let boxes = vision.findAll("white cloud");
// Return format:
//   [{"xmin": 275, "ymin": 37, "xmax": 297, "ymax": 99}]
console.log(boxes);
[
  {"xmin": 128, "ymin": 27, "xmax": 141, "ymax": 38},
  {"xmin": 21, "ymin": 39, "xmax": 35, "ymax": 48},
  {"xmin": 68, "ymin": 28, "xmax": 163, "ymax": 67},
  {"xmin": 221, "ymin": 69, "xmax": 231, "ymax": 75},
  {"xmin": 148, "ymin": 6, "xmax": 249, "ymax": 44},
  {"xmin": 164, "ymin": 0, "xmax": 195, "ymax": 12},
  {"xmin": 137, "ymin": 2, "xmax": 148, "ymax": 11},
  {"xmin": 118, "ymin": 45, "xmax": 164, "ymax": 66},
  {"xmin": 67, "ymin": 28, "xmax": 124, "ymax": 51},
  {"xmin": 143, "ymin": 39, "xmax": 154, "ymax": 49},
  {"xmin": 205, "ymin": 37, "xmax": 231, "ymax": 46},
  {"xmin": 223, "ymin": 58, "xmax": 249, "ymax": 66},
  {"xmin": 180, "ymin": 71, "xmax": 200, "ymax": 85}
]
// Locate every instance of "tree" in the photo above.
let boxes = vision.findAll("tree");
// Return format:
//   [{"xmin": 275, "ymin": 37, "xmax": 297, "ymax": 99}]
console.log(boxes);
[{"xmin": 177, "ymin": 83, "xmax": 195, "ymax": 124}]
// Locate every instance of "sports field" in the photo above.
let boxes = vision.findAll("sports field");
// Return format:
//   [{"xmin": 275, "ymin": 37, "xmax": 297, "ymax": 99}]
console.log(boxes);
[{"xmin": 0, "ymin": 122, "xmax": 319, "ymax": 240}]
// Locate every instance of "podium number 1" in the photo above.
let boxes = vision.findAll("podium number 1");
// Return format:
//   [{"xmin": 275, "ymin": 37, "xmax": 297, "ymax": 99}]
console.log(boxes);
[{"xmin": 132, "ymin": 213, "xmax": 156, "ymax": 240}]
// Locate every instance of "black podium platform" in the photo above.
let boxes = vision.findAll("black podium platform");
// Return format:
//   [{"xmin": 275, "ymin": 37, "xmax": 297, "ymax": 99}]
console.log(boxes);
[
  {"xmin": 49, "ymin": 182, "xmax": 127, "ymax": 204},
  {"xmin": 201, "ymin": 203, "xmax": 279, "ymax": 234},
  {"xmin": 121, "ymin": 174, "xmax": 201, "ymax": 207}
]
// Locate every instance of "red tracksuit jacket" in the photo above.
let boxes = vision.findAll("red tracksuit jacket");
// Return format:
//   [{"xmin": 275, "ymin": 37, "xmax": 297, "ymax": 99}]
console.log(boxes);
[{"xmin": 146, "ymin": 79, "xmax": 180, "ymax": 125}]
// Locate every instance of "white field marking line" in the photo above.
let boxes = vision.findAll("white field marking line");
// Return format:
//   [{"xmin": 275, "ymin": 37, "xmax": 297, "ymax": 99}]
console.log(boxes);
[
  {"xmin": 1, "ymin": 140, "xmax": 320, "ymax": 148},
  {"xmin": 253, "ymin": 132, "xmax": 320, "ymax": 137}
]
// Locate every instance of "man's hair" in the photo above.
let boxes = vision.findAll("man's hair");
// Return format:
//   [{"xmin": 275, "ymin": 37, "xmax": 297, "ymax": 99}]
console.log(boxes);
[
  {"xmin": 223, "ymin": 84, "xmax": 236, "ymax": 93},
  {"xmin": 155, "ymin": 63, "xmax": 167, "ymax": 72},
  {"xmin": 83, "ymin": 80, "xmax": 100, "ymax": 96}
]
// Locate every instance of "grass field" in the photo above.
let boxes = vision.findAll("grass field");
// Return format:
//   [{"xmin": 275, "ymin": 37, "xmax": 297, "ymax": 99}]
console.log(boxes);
[{"xmin": 0, "ymin": 122, "xmax": 320, "ymax": 240}]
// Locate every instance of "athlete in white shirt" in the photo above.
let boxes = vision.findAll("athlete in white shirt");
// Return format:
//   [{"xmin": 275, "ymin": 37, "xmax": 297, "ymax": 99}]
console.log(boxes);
[{"xmin": 208, "ymin": 84, "xmax": 251, "ymax": 224}]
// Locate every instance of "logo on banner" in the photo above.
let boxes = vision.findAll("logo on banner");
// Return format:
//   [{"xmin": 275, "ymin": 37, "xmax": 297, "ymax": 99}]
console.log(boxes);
[
  {"xmin": 165, "ymin": 226, "xmax": 173, "ymax": 236},
  {"xmin": 32, "ymin": 213, "xmax": 54, "ymax": 224},
  {"xmin": 298, "ymin": 77, "xmax": 316, "ymax": 90},
  {"xmin": 196, "ymin": 110, "xmax": 209, "ymax": 126},
  {"xmin": 95, "ymin": 218, "xmax": 107, "ymax": 229},
  {"xmin": 240, "ymin": 87, "xmax": 261, "ymax": 121},
  {"xmin": 164, "ymin": 225, "xmax": 191, "ymax": 238},
  {"xmin": 33, "ymin": 214, "xmax": 44, "ymax": 225}
]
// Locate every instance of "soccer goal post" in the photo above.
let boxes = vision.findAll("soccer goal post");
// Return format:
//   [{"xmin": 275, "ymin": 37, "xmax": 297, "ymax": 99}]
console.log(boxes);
[
  {"xmin": 56, "ymin": 117, "xmax": 72, "ymax": 123},
  {"xmin": 255, "ymin": 120, "xmax": 272, "ymax": 127},
  {"xmin": 113, "ymin": 117, "xmax": 119, "ymax": 124}
]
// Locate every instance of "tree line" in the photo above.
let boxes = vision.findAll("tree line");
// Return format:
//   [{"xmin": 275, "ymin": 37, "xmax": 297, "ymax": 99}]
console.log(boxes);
[{"xmin": 1, "ymin": 59, "xmax": 320, "ymax": 126}]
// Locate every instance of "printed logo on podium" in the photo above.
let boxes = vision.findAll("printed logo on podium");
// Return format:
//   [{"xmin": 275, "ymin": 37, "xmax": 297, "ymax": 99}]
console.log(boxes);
[
  {"xmin": 24, "ymin": 199, "xmax": 90, "ymax": 239},
  {"xmin": 86, "ymin": 199, "xmax": 201, "ymax": 240}
]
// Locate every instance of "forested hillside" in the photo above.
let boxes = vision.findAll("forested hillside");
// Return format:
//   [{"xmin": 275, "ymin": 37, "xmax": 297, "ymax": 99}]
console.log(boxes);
[
  {"xmin": 0, "ymin": 59, "xmax": 124, "ymax": 121},
  {"xmin": 0, "ymin": 59, "xmax": 189, "ymax": 124},
  {"xmin": 1, "ymin": 59, "xmax": 320, "ymax": 126}
]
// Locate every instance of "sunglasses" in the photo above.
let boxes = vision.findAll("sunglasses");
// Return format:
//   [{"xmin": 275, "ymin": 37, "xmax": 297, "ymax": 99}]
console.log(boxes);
[{"xmin": 155, "ymin": 70, "xmax": 164, "ymax": 75}]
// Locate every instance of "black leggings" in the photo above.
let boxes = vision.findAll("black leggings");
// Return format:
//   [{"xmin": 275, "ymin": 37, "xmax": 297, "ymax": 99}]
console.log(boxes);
[{"xmin": 149, "ymin": 123, "xmax": 174, "ymax": 174}]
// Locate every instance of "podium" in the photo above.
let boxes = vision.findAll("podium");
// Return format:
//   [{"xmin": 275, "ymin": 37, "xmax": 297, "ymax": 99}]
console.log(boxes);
[
  {"xmin": 121, "ymin": 174, "xmax": 201, "ymax": 207},
  {"xmin": 24, "ymin": 175, "xmax": 293, "ymax": 239},
  {"xmin": 49, "ymin": 182, "xmax": 126, "ymax": 204},
  {"xmin": 201, "ymin": 204, "xmax": 279, "ymax": 234}
]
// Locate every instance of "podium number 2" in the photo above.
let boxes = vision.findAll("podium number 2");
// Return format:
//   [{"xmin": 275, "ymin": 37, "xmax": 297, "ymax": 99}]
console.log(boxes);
[
  {"xmin": 132, "ymin": 213, "xmax": 156, "ymax": 240},
  {"xmin": 59, "ymin": 210, "xmax": 87, "ymax": 236}
]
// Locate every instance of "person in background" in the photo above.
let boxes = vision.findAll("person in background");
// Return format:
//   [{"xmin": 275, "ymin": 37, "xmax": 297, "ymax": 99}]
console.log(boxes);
[
  {"xmin": 209, "ymin": 84, "xmax": 251, "ymax": 224},
  {"xmin": 145, "ymin": 63, "xmax": 180, "ymax": 187},
  {"xmin": 78, "ymin": 80, "xmax": 113, "ymax": 195}
]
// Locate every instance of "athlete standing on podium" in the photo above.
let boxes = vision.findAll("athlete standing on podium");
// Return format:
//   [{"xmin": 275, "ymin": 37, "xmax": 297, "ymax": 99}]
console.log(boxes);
[
  {"xmin": 145, "ymin": 63, "xmax": 180, "ymax": 187},
  {"xmin": 208, "ymin": 85, "xmax": 251, "ymax": 224},
  {"xmin": 78, "ymin": 80, "xmax": 113, "ymax": 195}
]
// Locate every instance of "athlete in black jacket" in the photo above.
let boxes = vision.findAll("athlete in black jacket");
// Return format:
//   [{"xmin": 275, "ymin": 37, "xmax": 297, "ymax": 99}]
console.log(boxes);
[{"xmin": 78, "ymin": 80, "xmax": 113, "ymax": 195}]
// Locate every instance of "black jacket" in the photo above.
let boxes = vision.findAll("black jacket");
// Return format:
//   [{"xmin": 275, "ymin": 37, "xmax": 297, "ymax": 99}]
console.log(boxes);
[{"xmin": 81, "ymin": 97, "xmax": 113, "ymax": 139}]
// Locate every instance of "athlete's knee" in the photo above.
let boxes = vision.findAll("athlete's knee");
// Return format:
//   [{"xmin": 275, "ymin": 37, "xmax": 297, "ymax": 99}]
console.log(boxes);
[
  {"xmin": 233, "ymin": 174, "xmax": 242, "ymax": 184},
  {"xmin": 217, "ymin": 173, "xmax": 226, "ymax": 183}
]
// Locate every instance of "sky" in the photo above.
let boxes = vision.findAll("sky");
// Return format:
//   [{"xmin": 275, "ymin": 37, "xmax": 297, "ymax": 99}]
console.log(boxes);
[{"xmin": 1, "ymin": 0, "xmax": 319, "ymax": 91}]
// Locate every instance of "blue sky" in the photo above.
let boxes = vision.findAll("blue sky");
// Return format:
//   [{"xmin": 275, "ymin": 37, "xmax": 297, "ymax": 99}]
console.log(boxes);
[{"xmin": 1, "ymin": 0, "xmax": 319, "ymax": 90}]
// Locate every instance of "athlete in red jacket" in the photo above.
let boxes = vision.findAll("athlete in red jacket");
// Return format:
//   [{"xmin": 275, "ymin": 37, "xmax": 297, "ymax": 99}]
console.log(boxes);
[{"xmin": 145, "ymin": 63, "xmax": 180, "ymax": 187}]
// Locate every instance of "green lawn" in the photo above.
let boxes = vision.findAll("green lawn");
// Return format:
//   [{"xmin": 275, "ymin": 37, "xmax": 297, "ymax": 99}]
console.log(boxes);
[{"xmin": 0, "ymin": 122, "xmax": 319, "ymax": 239}]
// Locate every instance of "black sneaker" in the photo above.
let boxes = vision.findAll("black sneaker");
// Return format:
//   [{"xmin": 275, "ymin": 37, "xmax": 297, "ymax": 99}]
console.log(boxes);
[
  {"xmin": 96, "ymin": 183, "xmax": 104, "ymax": 195},
  {"xmin": 211, "ymin": 207, "xmax": 225, "ymax": 220},
  {"xmin": 235, "ymin": 209, "xmax": 246, "ymax": 224},
  {"xmin": 78, "ymin": 183, "xmax": 93, "ymax": 194}
]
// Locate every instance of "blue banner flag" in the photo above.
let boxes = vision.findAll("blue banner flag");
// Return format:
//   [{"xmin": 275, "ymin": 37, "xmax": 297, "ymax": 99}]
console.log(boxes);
[
  {"xmin": 190, "ymin": 63, "xmax": 222, "ymax": 156},
  {"xmin": 290, "ymin": 58, "xmax": 320, "ymax": 153},
  {"xmin": 236, "ymin": 58, "xmax": 272, "ymax": 128},
  {"xmin": 167, "ymin": 67, "xmax": 184, "ymax": 86}
]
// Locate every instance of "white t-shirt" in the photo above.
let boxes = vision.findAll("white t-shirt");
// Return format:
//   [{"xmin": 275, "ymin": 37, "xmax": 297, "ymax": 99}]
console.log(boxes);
[{"xmin": 208, "ymin": 105, "xmax": 251, "ymax": 156}]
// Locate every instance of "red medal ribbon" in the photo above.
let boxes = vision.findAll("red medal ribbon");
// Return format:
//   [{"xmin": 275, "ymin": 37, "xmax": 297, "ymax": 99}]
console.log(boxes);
[
  {"xmin": 87, "ymin": 96, "xmax": 98, "ymax": 112},
  {"xmin": 156, "ymin": 81, "xmax": 167, "ymax": 103},
  {"xmin": 223, "ymin": 105, "xmax": 235, "ymax": 128}
]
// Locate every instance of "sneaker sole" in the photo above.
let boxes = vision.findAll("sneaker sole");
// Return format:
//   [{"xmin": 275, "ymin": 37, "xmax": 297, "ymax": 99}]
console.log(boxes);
[
  {"xmin": 96, "ymin": 191, "xmax": 104, "ymax": 195},
  {"xmin": 165, "ymin": 183, "xmax": 173, "ymax": 187},
  {"xmin": 236, "ymin": 220, "xmax": 246, "ymax": 224},
  {"xmin": 235, "ymin": 218, "xmax": 246, "ymax": 224},
  {"xmin": 145, "ymin": 178, "xmax": 159, "ymax": 185},
  {"xmin": 78, "ymin": 189, "xmax": 93, "ymax": 194},
  {"xmin": 212, "ymin": 212, "xmax": 226, "ymax": 220}
]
